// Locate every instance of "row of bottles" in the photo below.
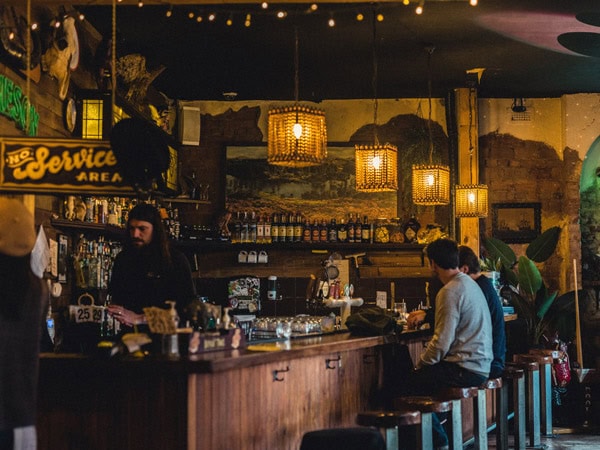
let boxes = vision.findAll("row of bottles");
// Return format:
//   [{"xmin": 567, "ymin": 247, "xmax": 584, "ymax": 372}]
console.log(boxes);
[
  {"xmin": 73, "ymin": 235, "xmax": 123, "ymax": 289},
  {"xmin": 230, "ymin": 212, "xmax": 376, "ymax": 244},
  {"xmin": 229, "ymin": 211, "xmax": 422, "ymax": 245},
  {"xmin": 63, "ymin": 195, "xmax": 138, "ymax": 227}
]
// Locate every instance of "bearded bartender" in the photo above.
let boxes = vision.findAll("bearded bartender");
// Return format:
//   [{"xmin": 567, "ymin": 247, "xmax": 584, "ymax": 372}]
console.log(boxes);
[{"xmin": 107, "ymin": 203, "xmax": 196, "ymax": 330}]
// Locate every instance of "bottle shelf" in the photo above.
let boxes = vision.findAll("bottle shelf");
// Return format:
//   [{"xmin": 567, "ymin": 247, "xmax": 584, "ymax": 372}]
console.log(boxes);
[{"xmin": 50, "ymin": 218, "xmax": 126, "ymax": 237}]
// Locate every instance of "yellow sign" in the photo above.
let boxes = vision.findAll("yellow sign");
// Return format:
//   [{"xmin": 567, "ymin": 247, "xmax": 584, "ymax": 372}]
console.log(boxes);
[{"xmin": 0, "ymin": 138, "xmax": 134, "ymax": 194}]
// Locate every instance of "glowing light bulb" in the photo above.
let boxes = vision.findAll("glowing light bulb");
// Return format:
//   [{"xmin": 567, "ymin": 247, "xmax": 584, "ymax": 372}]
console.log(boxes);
[
  {"xmin": 356, "ymin": 13, "xmax": 364, "ymax": 21},
  {"xmin": 416, "ymin": 5, "xmax": 424, "ymax": 15},
  {"xmin": 208, "ymin": 13, "xmax": 216, "ymax": 21},
  {"xmin": 293, "ymin": 123, "xmax": 303, "ymax": 139},
  {"xmin": 277, "ymin": 11, "xmax": 287, "ymax": 19},
  {"xmin": 372, "ymin": 155, "xmax": 381, "ymax": 170},
  {"xmin": 377, "ymin": 13, "xmax": 384, "ymax": 22},
  {"xmin": 468, "ymin": 192, "xmax": 476, "ymax": 203},
  {"xmin": 328, "ymin": 17, "xmax": 335, "ymax": 27},
  {"xmin": 261, "ymin": 2, "xmax": 269, "ymax": 9},
  {"xmin": 226, "ymin": 17, "xmax": 233, "ymax": 26},
  {"xmin": 470, "ymin": 0, "xmax": 478, "ymax": 5},
  {"xmin": 426, "ymin": 174, "xmax": 434, "ymax": 186},
  {"xmin": 310, "ymin": 4, "xmax": 318, "ymax": 11}
]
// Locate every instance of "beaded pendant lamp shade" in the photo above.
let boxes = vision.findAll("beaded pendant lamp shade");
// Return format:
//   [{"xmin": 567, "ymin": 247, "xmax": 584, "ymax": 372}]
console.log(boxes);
[
  {"xmin": 454, "ymin": 88, "xmax": 488, "ymax": 218},
  {"xmin": 268, "ymin": 28, "xmax": 327, "ymax": 167},
  {"xmin": 355, "ymin": 12, "xmax": 398, "ymax": 192},
  {"xmin": 412, "ymin": 46, "xmax": 450, "ymax": 205}
]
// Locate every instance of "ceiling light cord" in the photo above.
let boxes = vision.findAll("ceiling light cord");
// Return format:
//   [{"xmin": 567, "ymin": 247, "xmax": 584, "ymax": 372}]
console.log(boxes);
[
  {"xmin": 372, "ymin": 8, "xmax": 379, "ymax": 147},
  {"xmin": 294, "ymin": 26, "xmax": 299, "ymax": 104},
  {"xmin": 426, "ymin": 45, "xmax": 434, "ymax": 164},
  {"xmin": 468, "ymin": 87, "xmax": 474, "ymax": 185}
]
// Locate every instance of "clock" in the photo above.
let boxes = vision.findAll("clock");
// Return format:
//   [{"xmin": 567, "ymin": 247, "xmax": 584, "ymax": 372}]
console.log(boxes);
[{"xmin": 63, "ymin": 97, "xmax": 77, "ymax": 133}]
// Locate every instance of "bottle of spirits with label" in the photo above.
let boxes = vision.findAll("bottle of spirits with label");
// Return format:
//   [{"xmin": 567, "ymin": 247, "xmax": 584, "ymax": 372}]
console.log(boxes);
[
  {"xmin": 263, "ymin": 214, "xmax": 272, "ymax": 244},
  {"xmin": 403, "ymin": 214, "xmax": 421, "ymax": 244},
  {"xmin": 347, "ymin": 213, "xmax": 355, "ymax": 243},
  {"xmin": 249, "ymin": 211, "xmax": 257, "ymax": 243},
  {"xmin": 337, "ymin": 218, "xmax": 348, "ymax": 243},
  {"xmin": 241, "ymin": 212, "xmax": 249, "ymax": 243},
  {"xmin": 279, "ymin": 212, "xmax": 287, "ymax": 243},
  {"xmin": 294, "ymin": 212, "xmax": 303, "ymax": 242},
  {"xmin": 319, "ymin": 219, "xmax": 328, "ymax": 242},
  {"xmin": 328, "ymin": 218, "xmax": 338, "ymax": 242},
  {"xmin": 271, "ymin": 213, "xmax": 279, "ymax": 243},
  {"xmin": 361, "ymin": 216, "xmax": 370, "ymax": 243},
  {"xmin": 302, "ymin": 218, "xmax": 312, "ymax": 243},
  {"xmin": 256, "ymin": 213, "xmax": 264, "ymax": 243},
  {"xmin": 286, "ymin": 212, "xmax": 295, "ymax": 243},
  {"xmin": 355, "ymin": 215, "xmax": 362, "ymax": 242},
  {"xmin": 311, "ymin": 219, "xmax": 320, "ymax": 243}
]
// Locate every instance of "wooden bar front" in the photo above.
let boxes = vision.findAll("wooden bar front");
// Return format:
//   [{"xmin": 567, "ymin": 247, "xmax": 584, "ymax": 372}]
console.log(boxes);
[{"xmin": 38, "ymin": 332, "xmax": 432, "ymax": 450}]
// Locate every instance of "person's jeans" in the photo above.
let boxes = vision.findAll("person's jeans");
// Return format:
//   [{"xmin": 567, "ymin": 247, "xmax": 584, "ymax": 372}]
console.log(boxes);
[{"xmin": 403, "ymin": 361, "xmax": 488, "ymax": 447}]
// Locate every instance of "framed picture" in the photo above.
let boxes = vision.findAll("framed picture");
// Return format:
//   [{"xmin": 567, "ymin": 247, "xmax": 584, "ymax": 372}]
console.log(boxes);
[
  {"xmin": 225, "ymin": 145, "xmax": 397, "ymax": 220},
  {"xmin": 492, "ymin": 202, "xmax": 541, "ymax": 243}
]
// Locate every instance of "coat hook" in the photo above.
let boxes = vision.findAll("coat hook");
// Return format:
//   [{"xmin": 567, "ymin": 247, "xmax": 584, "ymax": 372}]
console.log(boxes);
[{"xmin": 272, "ymin": 366, "xmax": 290, "ymax": 382}]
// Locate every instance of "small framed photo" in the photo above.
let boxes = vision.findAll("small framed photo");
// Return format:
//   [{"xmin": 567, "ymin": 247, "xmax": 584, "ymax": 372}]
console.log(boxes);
[{"xmin": 492, "ymin": 202, "xmax": 541, "ymax": 244}]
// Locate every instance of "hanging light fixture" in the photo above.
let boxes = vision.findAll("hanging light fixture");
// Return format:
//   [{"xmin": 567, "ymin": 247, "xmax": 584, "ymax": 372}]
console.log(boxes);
[
  {"xmin": 268, "ymin": 27, "xmax": 327, "ymax": 167},
  {"xmin": 412, "ymin": 46, "xmax": 450, "ymax": 205},
  {"xmin": 355, "ymin": 11, "xmax": 398, "ymax": 192},
  {"xmin": 454, "ymin": 87, "xmax": 488, "ymax": 217}
]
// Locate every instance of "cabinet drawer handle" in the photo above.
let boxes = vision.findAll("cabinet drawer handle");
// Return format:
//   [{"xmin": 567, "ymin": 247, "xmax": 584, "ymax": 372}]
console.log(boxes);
[
  {"xmin": 273, "ymin": 366, "xmax": 290, "ymax": 382},
  {"xmin": 325, "ymin": 355, "xmax": 342, "ymax": 370}
]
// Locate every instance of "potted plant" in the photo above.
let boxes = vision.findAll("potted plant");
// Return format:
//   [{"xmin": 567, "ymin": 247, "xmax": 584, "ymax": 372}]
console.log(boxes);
[{"xmin": 483, "ymin": 226, "xmax": 569, "ymax": 346}]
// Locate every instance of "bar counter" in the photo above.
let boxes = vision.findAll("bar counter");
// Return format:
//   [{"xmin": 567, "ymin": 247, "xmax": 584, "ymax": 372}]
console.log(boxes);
[{"xmin": 38, "ymin": 330, "xmax": 432, "ymax": 450}]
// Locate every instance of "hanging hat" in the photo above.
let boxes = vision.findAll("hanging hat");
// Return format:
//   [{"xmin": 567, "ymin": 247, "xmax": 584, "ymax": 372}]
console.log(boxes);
[{"xmin": 0, "ymin": 198, "xmax": 36, "ymax": 257}]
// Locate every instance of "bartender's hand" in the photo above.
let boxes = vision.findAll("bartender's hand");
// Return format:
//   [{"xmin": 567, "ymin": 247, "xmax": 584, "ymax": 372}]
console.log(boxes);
[
  {"xmin": 406, "ymin": 309, "xmax": 426, "ymax": 330},
  {"xmin": 107, "ymin": 304, "xmax": 145, "ymax": 327}
]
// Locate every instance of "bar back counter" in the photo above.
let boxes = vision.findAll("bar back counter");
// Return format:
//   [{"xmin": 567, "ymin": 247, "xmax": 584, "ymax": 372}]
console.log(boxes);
[{"xmin": 37, "ymin": 331, "xmax": 431, "ymax": 450}]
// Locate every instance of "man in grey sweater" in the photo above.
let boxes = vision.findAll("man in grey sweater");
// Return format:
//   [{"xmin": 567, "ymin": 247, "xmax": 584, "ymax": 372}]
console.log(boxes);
[{"xmin": 410, "ymin": 238, "xmax": 493, "ymax": 449}]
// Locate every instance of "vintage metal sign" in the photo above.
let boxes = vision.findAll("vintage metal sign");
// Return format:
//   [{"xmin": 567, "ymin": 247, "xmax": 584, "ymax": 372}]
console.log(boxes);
[{"xmin": 0, "ymin": 137, "xmax": 134, "ymax": 194}]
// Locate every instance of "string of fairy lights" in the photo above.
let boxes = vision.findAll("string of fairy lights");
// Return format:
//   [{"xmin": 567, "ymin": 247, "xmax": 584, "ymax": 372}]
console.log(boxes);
[{"xmin": 6, "ymin": 1, "xmax": 478, "ymax": 41}]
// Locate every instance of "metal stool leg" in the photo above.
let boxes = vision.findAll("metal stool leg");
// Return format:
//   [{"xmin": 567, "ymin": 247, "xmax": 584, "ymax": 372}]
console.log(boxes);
[{"xmin": 495, "ymin": 382, "xmax": 509, "ymax": 450}]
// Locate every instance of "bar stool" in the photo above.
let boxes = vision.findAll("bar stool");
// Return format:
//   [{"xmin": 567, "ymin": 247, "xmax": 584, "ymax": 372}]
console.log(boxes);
[
  {"xmin": 394, "ymin": 396, "xmax": 454, "ymax": 450},
  {"xmin": 527, "ymin": 349, "xmax": 558, "ymax": 436},
  {"xmin": 299, "ymin": 427, "xmax": 385, "ymax": 450},
  {"xmin": 437, "ymin": 387, "xmax": 482, "ymax": 450},
  {"xmin": 356, "ymin": 409, "xmax": 425, "ymax": 450},
  {"xmin": 509, "ymin": 359, "xmax": 541, "ymax": 448},
  {"xmin": 477, "ymin": 378, "xmax": 503, "ymax": 449},
  {"xmin": 499, "ymin": 366, "xmax": 526, "ymax": 450}
]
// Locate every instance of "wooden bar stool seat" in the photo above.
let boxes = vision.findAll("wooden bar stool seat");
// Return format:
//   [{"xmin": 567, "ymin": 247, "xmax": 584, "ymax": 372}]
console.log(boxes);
[
  {"xmin": 438, "ymin": 387, "xmax": 483, "ymax": 450},
  {"xmin": 508, "ymin": 359, "xmax": 541, "ymax": 448},
  {"xmin": 356, "ymin": 410, "xmax": 423, "ymax": 450},
  {"xmin": 299, "ymin": 427, "xmax": 386, "ymax": 450},
  {"xmin": 394, "ymin": 396, "xmax": 454, "ymax": 450}
]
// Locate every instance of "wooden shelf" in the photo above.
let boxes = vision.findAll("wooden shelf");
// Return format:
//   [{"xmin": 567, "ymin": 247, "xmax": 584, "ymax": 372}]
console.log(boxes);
[{"xmin": 50, "ymin": 218, "xmax": 126, "ymax": 237}]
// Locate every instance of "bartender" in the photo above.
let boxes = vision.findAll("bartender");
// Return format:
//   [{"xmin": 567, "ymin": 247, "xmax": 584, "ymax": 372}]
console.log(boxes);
[{"xmin": 107, "ymin": 203, "xmax": 196, "ymax": 329}]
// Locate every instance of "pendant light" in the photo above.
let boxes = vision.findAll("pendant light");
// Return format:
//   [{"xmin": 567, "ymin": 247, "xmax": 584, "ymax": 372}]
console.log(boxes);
[
  {"xmin": 355, "ymin": 11, "xmax": 398, "ymax": 192},
  {"xmin": 454, "ymin": 87, "xmax": 488, "ymax": 217},
  {"xmin": 412, "ymin": 46, "xmax": 450, "ymax": 205},
  {"xmin": 268, "ymin": 27, "xmax": 327, "ymax": 167}
]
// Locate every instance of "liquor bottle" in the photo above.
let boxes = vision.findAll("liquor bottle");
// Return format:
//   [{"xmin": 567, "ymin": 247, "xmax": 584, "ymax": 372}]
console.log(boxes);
[
  {"xmin": 249, "ymin": 211, "xmax": 258, "ymax": 243},
  {"xmin": 355, "ymin": 215, "xmax": 362, "ymax": 243},
  {"xmin": 319, "ymin": 219, "xmax": 328, "ymax": 242},
  {"xmin": 361, "ymin": 216, "xmax": 370, "ymax": 243},
  {"xmin": 311, "ymin": 219, "xmax": 320, "ymax": 243},
  {"xmin": 256, "ymin": 213, "xmax": 264, "ymax": 244},
  {"xmin": 302, "ymin": 218, "xmax": 312, "ymax": 243},
  {"xmin": 286, "ymin": 212, "xmax": 295, "ymax": 243},
  {"xmin": 294, "ymin": 212, "xmax": 303, "ymax": 242},
  {"xmin": 241, "ymin": 212, "xmax": 249, "ymax": 243},
  {"xmin": 403, "ymin": 214, "xmax": 421, "ymax": 244},
  {"xmin": 271, "ymin": 213, "xmax": 279, "ymax": 243},
  {"xmin": 337, "ymin": 218, "xmax": 348, "ymax": 243},
  {"xmin": 232, "ymin": 212, "xmax": 242, "ymax": 244},
  {"xmin": 279, "ymin": 213, "xmax": 287, "ymax": 243},
  {"xmin": 347, "ymin": 213, "xmax": 355, "ymax": 243},
  {"xmin": 328, "ymin": 218, "xmax": 338, "ymax": 242},
  {"xmin": 263, "ymin": 215, "xmax": 272, "ymax": 244}
]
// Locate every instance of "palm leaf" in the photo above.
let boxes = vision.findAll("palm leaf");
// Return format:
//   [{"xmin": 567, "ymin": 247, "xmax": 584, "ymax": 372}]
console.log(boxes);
[
  {"xmin": 517, "ymin": 256, "xmax": 542, "ymax": 298},
  {"xmin": 484, "ymin": 237, "xmax": 516, "ymax": 269},
  {"xmin": 526, "ymin": 226, "xmax": 561, "ymax": 262},
  {"xmin": 536, "ymin": 289, "xmax": 558, "ymax": 320}
]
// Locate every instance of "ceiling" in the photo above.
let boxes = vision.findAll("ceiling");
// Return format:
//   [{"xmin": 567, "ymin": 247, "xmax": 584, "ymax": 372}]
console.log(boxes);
[{"xmin": 71, "ymin": 0, "xmax": 600, "ymax": 101}]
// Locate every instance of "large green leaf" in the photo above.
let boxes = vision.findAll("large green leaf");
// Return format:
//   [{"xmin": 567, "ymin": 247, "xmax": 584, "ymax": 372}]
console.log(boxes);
[
  {"xmin": 517, "ymin": 256, "xmax": 542, "ymax": 298},
  {"xmin": 526, "ymin": 226, "xmax": 561, "ymax": 263},
  {"xmin": 536, "ymin": 289, "xmax": 558, "ymax": 320},
  {"xmin": 484, "ymin": 237, "xmax": 516, "ymax": 269}
]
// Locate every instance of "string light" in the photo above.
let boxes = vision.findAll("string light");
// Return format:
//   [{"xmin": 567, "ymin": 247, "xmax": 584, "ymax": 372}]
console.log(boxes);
[
  {"xmin": 226, "ymin": 15, "xmax": 233, "ymax": 26},
  {"xmin": 328, "ymin": 16, "xmax": 335, "ymax": 27},
  {"xmin": 245, "ymin": 13, "xmax": 252, "ymax": 27},
  {"xmin": 356, "ymin": 13, "xmax": 364, "ymax": 21},
  {"xmin": 261, "ymin": 2, "xmax": 269, "ymax": 10},
  {"xmin": 165, "ymin": 6, "xmax": 173, "ymax": 18},
  {"xmin": 376, "ymin": 13, "xmax": 384, "ymax": 22},
  {"xmin": 138, "ymin": 1, "xmax": 144, "ymax": 8},
  {"xmin": 416, "ymin": 0, "xmax": 424, "ymax": 15},
  {"xmin": 196, "ymin": 15, "xmax": 203, "ymax": 23},
  {"xmin": 276, "ymin": 11, "xmax": 287, "ymax": 19},
  {"xmin": 310, "ymin": 4, "xmax": 318, "ymax": 12},
  {"xmin": 470, "ymin": 0, "xmax": 478, "ymax": 5},
  {"xmin": 208, "ymin": 13, "xmax": 216, "ymax": 21},
  {"xmin": 188, "ymin": 11, "xmax": 195, "ymax": 19}
]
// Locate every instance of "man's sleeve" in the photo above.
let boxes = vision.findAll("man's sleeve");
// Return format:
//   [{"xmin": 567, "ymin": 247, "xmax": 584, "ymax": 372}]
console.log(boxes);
[{"xmin": 417, "ymin": 290, "xmax": 459, "ymax": 368}]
